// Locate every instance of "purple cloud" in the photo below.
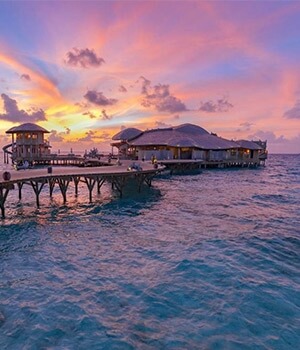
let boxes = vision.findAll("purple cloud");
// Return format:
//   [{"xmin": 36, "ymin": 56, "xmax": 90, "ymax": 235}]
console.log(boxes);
[
  {"xmin": 84, "ymin": 90, "xmax": 117, "ymax": 106},
  {"xmin": 119, "ymin": 85, "xmax": 127, "ymax": 93},
  {"xmin": 78, "ymin": 130, "xmax": 96, "ymax": 142},
  {"xmin": 284, "ymin": 100, "xmax": 300, "ymax": 119},
  {"xmin": 236, "ymin": 122, "xmax": 254, "ymax": 132},
  {"xmin": 199, "ymin": 98, "xmax": 233, "ymax": 113},
  {"xmin": 155, "ymin": 121, "xmax": 172, "ymax": 128},
  {"xmin": 65, "ymin": 48, "xmax": 105, "ymax": 68},
  {"xmin": 20, "ymin": 74, "xmax": 31, "ymax": 81},
  {"xmin": 98, "ymin": 131, "xmax": 111, "ymax": 141},
  {"xmin": 48, "ymin": 127, "xmax": 71, "ymax": 142},
  {"xmin": 101, "ymin": 109, "xmax": 112, "ymax": 120},
  {"xmin": 248, "ymin": 130, "xmax": 287, "ymax": 144},
  {"xmin": 140, "ymin": 77, "xmax": 187, "ymax": 113},
  {"xmin": 75, "ymin": 102, "xmax": 89, "ymax": 108},
  {"xmin": 83, "ymin": 111, "xmax": 97, "ymax": 119},
  {"xmin": 0, "ymin": 93, "xmax": 46, "ymax": 122},
  {"xmin": 48, "ymin": 130, "xmax": 64, "ymax": 142}
]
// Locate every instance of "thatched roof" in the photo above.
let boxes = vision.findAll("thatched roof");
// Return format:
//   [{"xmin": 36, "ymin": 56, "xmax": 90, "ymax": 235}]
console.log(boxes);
[
  {"xmin": 128, "ymin": 123, "xmax": 239, "ymax": 150},
  {"xmin": 174, "ymin": 123, "xmax": 209, "ymax": 135},
  {"xmin": 236, "ymin": 140, "xmax": 263, "ymax": 150},
  {"xmin": 6, "ymin": 123, "xmax": 49, "ymax": 134},
  {"xmin": 112, "ymin": 127, "xmax": 143, "ymax": 141}
]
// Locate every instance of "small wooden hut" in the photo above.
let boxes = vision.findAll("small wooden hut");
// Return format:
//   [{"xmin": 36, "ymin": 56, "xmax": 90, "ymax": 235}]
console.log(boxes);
[{"xmin": 6, "ymin": 123, "xmax": 51, "ymax": 163}]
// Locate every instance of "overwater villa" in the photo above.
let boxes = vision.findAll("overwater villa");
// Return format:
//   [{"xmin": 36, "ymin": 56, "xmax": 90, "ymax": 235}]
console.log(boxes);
[
  {"xmin": 3, "ymin": 123, "xmax": 51, "ymax": 165},
  {"xmin": 2, "ymin": 123, "xmax": 86, "ymax": 167},
  {"xmin": 111, "ymin": 123, "xmax": 268, "ymax": 168},
  {"xmin": 2, "ymin": 122, "xmax": 267, "ymax": 169}
]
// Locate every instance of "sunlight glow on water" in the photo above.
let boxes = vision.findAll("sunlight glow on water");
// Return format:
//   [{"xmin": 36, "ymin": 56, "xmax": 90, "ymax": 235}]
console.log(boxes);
[{"xmin": 0, "ymin": 154, "xmax": 299, "ymax": 349}]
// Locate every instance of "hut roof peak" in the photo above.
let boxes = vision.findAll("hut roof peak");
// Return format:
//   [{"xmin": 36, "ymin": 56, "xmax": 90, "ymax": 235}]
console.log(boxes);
[
  {"xmin": 6, "ymin": 123, "xmax": 49, "ymax": 134},
  {"xmin": 174, "ymin": 123, "xmax": 209, "ymax": 135},
  {"xmin": 112, "ymin": 127, "xmax": 143, "ymax": 141}
]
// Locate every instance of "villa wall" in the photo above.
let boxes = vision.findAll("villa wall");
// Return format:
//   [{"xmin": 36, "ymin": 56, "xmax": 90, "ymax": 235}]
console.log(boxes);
[{"xmin": 11, "ymin": 132, "xmax": 50, "ymax": 161}]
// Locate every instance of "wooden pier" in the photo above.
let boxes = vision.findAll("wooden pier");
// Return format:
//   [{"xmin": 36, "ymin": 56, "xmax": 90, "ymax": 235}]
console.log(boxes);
[{"xmin": 0, "ymin": 162, "xmax": 163, "ymax": 219}]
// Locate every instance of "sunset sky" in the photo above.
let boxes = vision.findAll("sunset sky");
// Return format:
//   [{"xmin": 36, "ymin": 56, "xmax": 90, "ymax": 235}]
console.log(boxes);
[{"xmin": 0, "ymin": 0, "xmax": 300, "ymax": 153}]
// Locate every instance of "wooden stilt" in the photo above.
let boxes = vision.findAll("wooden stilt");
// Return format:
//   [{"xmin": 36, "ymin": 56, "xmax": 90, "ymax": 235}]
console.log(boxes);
[
  {"xmin": 30, "ymin": 181, "xmax": 45, "ymax": 208},
  {"xmin": 73, "ymin": 176, "xmax": 80, "ymax": 197},
  {"xmin": 97, "ymin": 177, "xmax": 106, "ymax": 194},
  {"xmin": 0, "ymin": 186, "xmax": 11, "ymax": 219},
  {"xmin": 48, "ymin": 178, "xmax": 56, "ymax": 197},
  {"xmin": 83, "ymin": 177, "xmax": 96, "ymax": 202},
  {"xmin": 111, "ymin": 176, "xmax": 126, "ymax": 197},
  {"xmin": 57, "ymin": 177, "xmax": 71, "ymax": 203},
  {"xmin": 137, "ymin": 173, "xmax": 153, "ymax": 192},
  {"xmin": 17, "ymin": 182, "xmax": 24, "ymax": 200},
  {"xmin": 144, "ymin": 174, "xmax": 153, "ymax": 188}
]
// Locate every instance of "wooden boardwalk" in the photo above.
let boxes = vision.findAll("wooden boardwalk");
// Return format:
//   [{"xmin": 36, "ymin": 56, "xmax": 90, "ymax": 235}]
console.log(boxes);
[
  {"xmin": 159, "ymin": 158, "xmax": 263, "ymax": 174},
  {"xmin": 0, "ymin": 161, "xmax": 163, "ymax": 218}
]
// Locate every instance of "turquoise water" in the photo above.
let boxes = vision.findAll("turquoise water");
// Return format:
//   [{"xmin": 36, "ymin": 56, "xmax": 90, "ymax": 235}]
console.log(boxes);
[{"xmin": 0, "ymin": 154, "xmax": 299, "ymax": 349}]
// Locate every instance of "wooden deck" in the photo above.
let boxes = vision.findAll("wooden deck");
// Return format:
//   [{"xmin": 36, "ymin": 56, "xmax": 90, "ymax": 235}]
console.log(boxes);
[
  {"xmin": 160, "ymin": 158, "xmax": 264, "ymax": 174},
  {"xmin": 0, "ymin": 161, "xmax": 164, "ymax": 218},
  {"xmin": 159, "ymin": 160, "xmax": 203, "ymax": 174}
]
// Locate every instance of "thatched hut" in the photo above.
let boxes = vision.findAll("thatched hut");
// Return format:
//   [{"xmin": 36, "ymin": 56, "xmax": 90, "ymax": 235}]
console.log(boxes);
[
  {"xmin": 111, "ymin": 123, "xmax": 266, "ymax": 164},
  {"xmin": 6, "ymin": 123, "xmax": 51, "ymax": 163}
]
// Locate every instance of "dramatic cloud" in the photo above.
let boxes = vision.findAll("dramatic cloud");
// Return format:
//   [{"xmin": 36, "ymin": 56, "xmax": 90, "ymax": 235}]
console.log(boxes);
[
  {"xmin": 118, "ymin": 85, "xmax": 127, "ymax": 93},
  {"xmin": 248, "ymin": 130, "xmax": 287, "ymax": 144},
  {"xmin": 84, "ymin": 90, "xmax": 117, "ymax": 106},
  {"xmin": 20, "ymin": 74, "xmax": 31, "ymax": 81},
  {"xmin": 0, "ymin": 93, "xmax": 46, "ymax": 122},
  {"xmin": 155, "ymin": 121, "xmax": 172, "ymax": 129},
  {"xmin": 98, "ymin": 131, "xmax": 111, "ymax": 141},
  {"xmin": 48, "ymin": 127, "xmax": 71, "ymax": 142},
  {"xmin": 140, "ymin": 76, "xmax": 187, "ymax": 114},
  {"xmin": 240, "ymin": 122, "xmax": 254, "ymax": 129},
  {"xmin": 82, "ymin": 110, "xmax": 112, "ymax": 120},
  {"xmin": 236, "ymin": 122, "xmax": 254, "ymax": 132},
  {"xmin": 48, "ymin": 130, "xmax": 64, "ymax": 142},
  {"xmin": 75, "ymin": 102, "xmax": 88, "ymax": 108},
  {"xmin": 64, "ymin": 48, "xmax": 105, "ymax": 68},
  {"xmin": 101, "ymin": 109, "xmax": 112, "ymax": 120},
  {"xmin": 139, "ymin": 76, "xmax": 151, "ymax": 94},
  {"xmin": 284, "ymin": 100, "xmax": 300, "ymax": 119},
  {"xmin": 199, "ymin": 98, "xmax": 233, "ymax": 113},
  {"xmin": 83, "ymin": 111, "xmax": 97, "ymax": 119},
  {"xmin": 78, "ymin": 130, "xmax": 96, "ymax": 142}
]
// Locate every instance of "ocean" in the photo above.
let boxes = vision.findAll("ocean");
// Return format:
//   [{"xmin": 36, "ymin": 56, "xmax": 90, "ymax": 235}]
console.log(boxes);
[{"xmin": 0, "ymin": 154, "xmax": 299, "ymax": 349}]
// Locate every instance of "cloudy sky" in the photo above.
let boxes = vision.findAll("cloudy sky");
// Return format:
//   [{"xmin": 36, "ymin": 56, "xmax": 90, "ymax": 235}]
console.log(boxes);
[{"xmin": 0, "ymin": 0, "xmax": 300, "ymax": 153}]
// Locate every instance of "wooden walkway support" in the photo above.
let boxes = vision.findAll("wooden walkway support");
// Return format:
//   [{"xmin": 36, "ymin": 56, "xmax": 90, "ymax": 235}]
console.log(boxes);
[
  {"xmin": 83, "ymin": 176, "xmax": 97, "ymax": 203},
  {"xmin": 0, "ymin": 162, "xmax": 163, "ymax": 218},
  {"xmin": 30, "ymin": 180, "xmax": 46, "ymax": 208},
  {"xmin": 0, "ymin": 185, "xmax": 13, "ymax": 219}
]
